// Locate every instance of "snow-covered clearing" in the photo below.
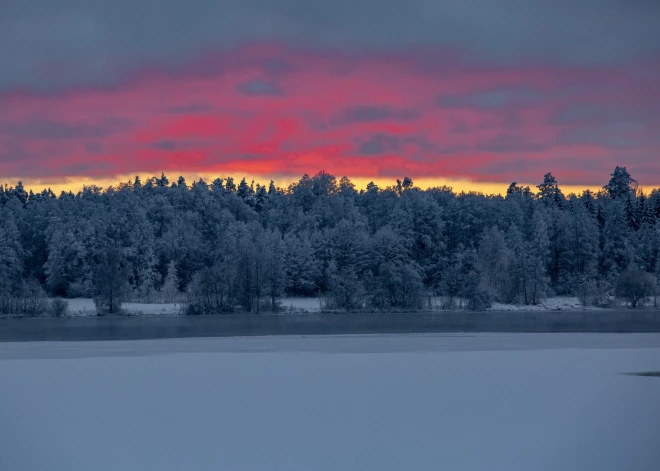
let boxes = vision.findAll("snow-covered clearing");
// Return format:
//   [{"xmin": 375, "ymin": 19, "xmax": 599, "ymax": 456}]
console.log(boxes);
[
  {"xmin": 490, "ymin": 296, "xmax": 605, "ymax": 311},
  {"xmin": 64, "ymin": 297, "xmax": 315, "ymax": 316},
  {"xmin": 64, "ymin": 298, "xmax": 182, "ymax": 316},
  {"xmin": 279, "ymin": 296, "xmax": 323, "ymax": 312},
  {"xmin": 1, "ymin": 333, "xmax": 659, "ymax": 471},
  {"xmin": 59, "ymin": 296, "xmax": 646, "ymax": 316}
]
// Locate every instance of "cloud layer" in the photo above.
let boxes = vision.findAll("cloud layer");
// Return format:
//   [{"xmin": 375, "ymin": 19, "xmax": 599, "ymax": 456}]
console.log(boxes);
[{"xmin": 1, "ymin": 1, "xmax": 659, "ymax": 188}]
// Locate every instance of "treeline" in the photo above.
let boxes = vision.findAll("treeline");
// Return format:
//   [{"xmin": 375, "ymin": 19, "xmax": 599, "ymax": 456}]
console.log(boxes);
[{"xmin": 1, "ymin": 166, "xmax": 660, "ymax": 315}]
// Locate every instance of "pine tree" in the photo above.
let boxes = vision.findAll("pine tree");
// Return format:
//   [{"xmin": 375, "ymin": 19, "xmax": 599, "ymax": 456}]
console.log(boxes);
[
  {"xmin": 212, "ymin": 178, "xmax": 224, "ymax": 192},
  {"xmin": 477, "ymin": 226, "xmax": 510, "ymax": 301},
  {"xmin": 263, "ymin": 229, "xmax": 284, "ymax": 311},
  {"xmin": 283, "ymin": 232, "xmax": 319, "ymax": 296},
  {"xmin": 13, "ymin": 181, "xmax": 28, "ymax": 205},
  {"xmin": 161, "ymin": 260, "xmax": 181, "ymax": 304},
  {"xmin": 225, "ymin": 177, "xmax": 236, "ymax": 193},
  {"xmin": 44, "ymin": 225, "xmax": 69, "ymax": 296},
  {"xmin": 93, "ymin": 242, "xmax": 130, "ymax": 315},
  {"xmin": 237, "ymin": 178, "xmax": 252, "ymax": 199},
  {"xmin": 602, "ymin": 200, "xmax": 629, "ymax": 276},
  {"xmin": 604, "ymin": 166, "xmax": 637, "ymax": 199},
  {"xmin": 650, "ymin": 189, "xmax": 660, "ymax": 219},
  {"xmin": 580, "ymin": 190, "xmax": 597, "ymax": 217},
  {"xmin": 565, "ymin": 200, "xmax": 598, "ymax": 285},
  {"xmin": 505, "ymin": 224, "xmax": 528, "ymax": 304},
  {"xmin": 0, "ymin": 209, "xmax": 23, "ymax": 312},
  {"xmin": 127, "ymin": 213, "xmax": 160, "ymax": 301},
  {"xmin": 624, "ymin": 193, "xmax": 639, "ymax": 231},
  {"xmin": 268, "ymin": 180, "xmax": 277, "ymax": 195},
  {"xmin": 637, "ymin": 193, "xmax": 655, "ymax": 227},
  {"xmin": 524, "ymin": 211, "xmax": 551, "ymax": 304},
  {"xmin": 157, "ymin": 172, "xmax": 169, "ymax": 187},
  {"xmin": 536, "ymin": 173, "xmax": 563, "ymax": 206}
]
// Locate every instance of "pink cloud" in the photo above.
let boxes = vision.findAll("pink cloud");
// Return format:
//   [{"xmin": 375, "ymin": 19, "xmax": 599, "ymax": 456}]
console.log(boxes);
[{"xmin": 1, "ymin": 44, "xmax": 659, "ymax": 187}]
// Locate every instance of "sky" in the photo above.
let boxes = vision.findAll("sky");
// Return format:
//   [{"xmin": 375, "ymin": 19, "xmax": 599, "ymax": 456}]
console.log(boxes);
[{"xmin": 1, "ymin": 0, "xmax": 659, "ymax": 194}]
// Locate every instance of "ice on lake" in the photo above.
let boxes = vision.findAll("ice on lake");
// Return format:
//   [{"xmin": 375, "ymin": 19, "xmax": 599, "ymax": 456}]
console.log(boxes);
[{"xmin": 1, "ymin": 333, "xmax": 659, "ymax": 471}]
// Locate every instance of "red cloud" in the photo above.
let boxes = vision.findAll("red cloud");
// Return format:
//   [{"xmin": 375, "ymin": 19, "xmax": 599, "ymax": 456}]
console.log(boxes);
[{"xmin": 0, "ymin": 44, "xmax": 659, "ymax": 188}]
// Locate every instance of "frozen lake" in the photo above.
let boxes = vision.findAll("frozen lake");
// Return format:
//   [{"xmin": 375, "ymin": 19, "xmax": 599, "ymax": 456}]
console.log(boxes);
[{"xmin": 1, "ymin": 333, "xmax": 659, "ymax": 471}]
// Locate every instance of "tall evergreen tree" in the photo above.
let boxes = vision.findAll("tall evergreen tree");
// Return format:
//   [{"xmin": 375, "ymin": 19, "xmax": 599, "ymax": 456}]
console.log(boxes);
[{"xmin": 604, "ymin": 166, "xmax": 637, "ymax": 199}]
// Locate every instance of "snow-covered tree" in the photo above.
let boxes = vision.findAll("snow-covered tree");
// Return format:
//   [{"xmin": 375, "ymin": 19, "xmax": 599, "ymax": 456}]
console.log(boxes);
[
  {"xmin": 0, "ymin": 164, "xmax": 658, "ymax": 314},
  {"xmin": 263, "ymin": 229, "xmax": 285, "ymax": 311},
  {"xmin": 537, "ymin": 173, "xmax": 564, "ymax": 206},
  {"xmin": 283, "ymin": 232, "xmax": 319, "ymax": 296},
  {"xmin": 126, "ymin": 212, "xmax": 160, "ymax": 301},
  {"xmin": 604, "ymin": 166, "xmax": 637, "ymax": 200},
  {"xmin": 161, "ymin": 260, "xmax": 181, "ymax": 304},
  {"xmin": 0, "ymin": 209, "xmax": 23, "ymax": 313},
  {"xmin": 92, "ymin": 242, "xmax": 130, "ymax": 315},
  {"xmin": 615, "ymin": 269, "xmax": 654, "ymax": 308}
]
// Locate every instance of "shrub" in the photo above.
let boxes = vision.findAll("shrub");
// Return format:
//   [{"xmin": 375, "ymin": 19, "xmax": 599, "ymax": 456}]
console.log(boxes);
[
  {"xmin": 49, "ymin": 298, "xmax": 69, "ymax": 318},
  {"xmin": 326, "ymin": 267, "xmax": 365, "ymax": 312},
  {"xmin": 615, "ymin": 270, "xmax": 655, "ymax": 308},
  {"xmin": 464, "ymin": 285, "xmax": 493, "ymax": 311}
]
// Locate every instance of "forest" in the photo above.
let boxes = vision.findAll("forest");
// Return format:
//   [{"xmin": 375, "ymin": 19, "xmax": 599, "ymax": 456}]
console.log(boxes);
[{"xmin": 1, "ymin": 166, "xmax": 659, "ymax": 316}]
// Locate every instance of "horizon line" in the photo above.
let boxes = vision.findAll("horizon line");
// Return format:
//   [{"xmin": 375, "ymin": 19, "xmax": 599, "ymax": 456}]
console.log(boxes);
[{"xmin": 4, "ymin": 170, "xmax": 657, "ymax": 197}]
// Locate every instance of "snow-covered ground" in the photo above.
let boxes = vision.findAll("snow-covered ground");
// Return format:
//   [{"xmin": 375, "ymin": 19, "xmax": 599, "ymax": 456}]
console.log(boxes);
[
  {"xmin": 65, "ymin": 297, "xmax": 324, "ymax": 315},
  {"xmin": 64, "ymin": 298, "xmax": 182, "ymax": 316},
  {"xmin": 59, "ymin": 296, "xmax": 647, "ymax": 316},
  {"xmin": 490, "ymin": 296, "xmax": 605, "ymax": 311},
  {"xmin": 279, "ymin": 296, "xmax": 323, "ymax": 312},
  {"xmin": 1, "ymin": 333, "xmax": 659, "ymax": 471}
]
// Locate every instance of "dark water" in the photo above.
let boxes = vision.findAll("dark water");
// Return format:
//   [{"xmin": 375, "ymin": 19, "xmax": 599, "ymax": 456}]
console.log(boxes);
[{"xmin": 1, "ymin": 310, "xmax": 659, "ymax": 342}]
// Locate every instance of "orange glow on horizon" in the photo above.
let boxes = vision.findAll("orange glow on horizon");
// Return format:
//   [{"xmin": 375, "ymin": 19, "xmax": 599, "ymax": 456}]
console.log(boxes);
[{"xmin": 12, "ymin": 173, "xmax": 609, "ymax": 197}]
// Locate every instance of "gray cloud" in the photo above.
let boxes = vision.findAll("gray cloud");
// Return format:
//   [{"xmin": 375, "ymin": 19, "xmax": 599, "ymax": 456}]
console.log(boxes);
[
  {"xmin": 550, "ymin": 103, "xmax": 660, "ymax": 125},
  {"xmin": 437, "ymin": 87, "xmax": 545, "ymax": 109},
  {"xmin": 477, "ymin": 133, "xmax": 549, "ymax": 153},
  {"xmin": 333, "ymin": 106, "xmax": 420, "ymax": 125},
  {"xmin": 0, "ymin": 119, "xmax": 132, "ymax": 140},
  {"xmin": 164, "ymin": 103, "xmax": 215, "ymax": 114},
  {"xmin": 147, "ymin": 140, "xmax": 202, "ymax": 150},
  {"xmin": 557, "ymin": 123, "xmax": 659, "ymax": 149},
  {"xmin": 2, "ymin": 0, "xmax": 658, "ymax": 91},
  {"xmin": 84, "ymin": 142, "xmax": 102, "ymax": 153},
  {"xmin": 358, "ymin": 133, "xmax": 446, "ymax": 155},
  {"xmin": 236, "ymin": 79, "xmax": 285, "ymax": 96},
  {"xmin": 359, "ymin": 133, "xmax": 402, "ymax": 155}
]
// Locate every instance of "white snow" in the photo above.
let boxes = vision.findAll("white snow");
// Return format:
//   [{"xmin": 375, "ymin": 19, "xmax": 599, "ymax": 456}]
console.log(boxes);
[
  {"xmin": 60, "ymin": 296, "xmax": 626, "ymax": 316},
  {"xmin": 279, "ymin": 296, "xmax": 323, "ymax": 312},
  {"xmin": 122, "ymin": 301, "xmax": 182, "ymax": 316},
  {"xmin": 490, "ymin": 296, "xmax": 604, "ymax": 311},
  {"xmin": 62, "ymin": 297, "xmax": 96, "ymax": 316},
  {"xmin": 1, "ymin": 333, "xmax": 659, "ymax": 471},
  {"xmin": 63, "ymin": 298, "xmax": 182, "ymax": 316}
]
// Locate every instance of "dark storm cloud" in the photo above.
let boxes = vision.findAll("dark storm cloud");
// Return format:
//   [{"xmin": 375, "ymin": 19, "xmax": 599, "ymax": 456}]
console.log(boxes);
[{"xmin": 2, "ymin": 0, "xmax": 659, "ymax": 91}]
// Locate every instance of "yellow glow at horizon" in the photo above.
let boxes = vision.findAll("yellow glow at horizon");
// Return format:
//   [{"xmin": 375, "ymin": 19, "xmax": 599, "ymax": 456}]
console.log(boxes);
[{"xmin": 13, "ymin": 172, "xmax": 607, "ymax": 197}]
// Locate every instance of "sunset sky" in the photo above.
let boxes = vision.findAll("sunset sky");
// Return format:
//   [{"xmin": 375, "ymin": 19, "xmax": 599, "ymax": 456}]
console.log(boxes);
[{"xmin": 1, "ymin": 0, "xmax": 659, "ymax": 194}]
